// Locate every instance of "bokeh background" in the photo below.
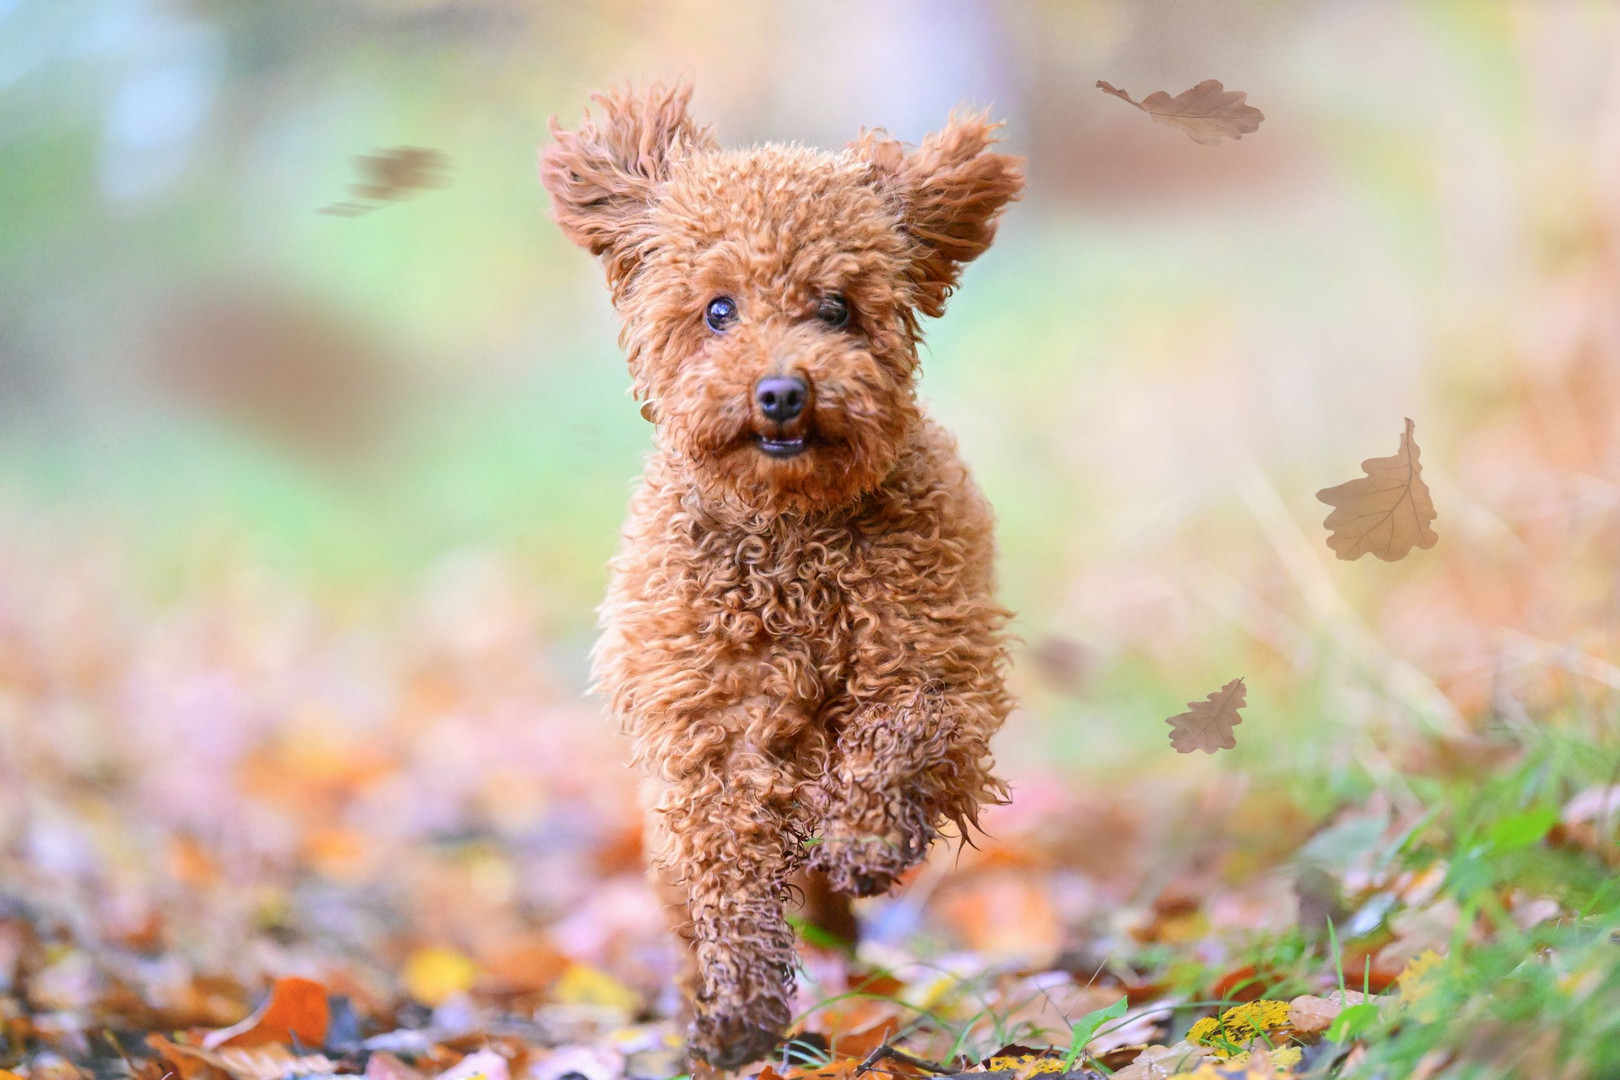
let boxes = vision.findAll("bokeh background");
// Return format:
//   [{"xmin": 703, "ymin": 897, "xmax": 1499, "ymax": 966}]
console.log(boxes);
[{"xmin": 3, "ymin": 0, "xmax": 1620, "ymax": 1058}]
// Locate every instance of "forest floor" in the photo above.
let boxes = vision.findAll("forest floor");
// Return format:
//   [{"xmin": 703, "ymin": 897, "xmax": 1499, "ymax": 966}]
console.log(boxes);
[{"xmin": 0, "ymin": 540, "xmax": 1616, "ymax": 1080}]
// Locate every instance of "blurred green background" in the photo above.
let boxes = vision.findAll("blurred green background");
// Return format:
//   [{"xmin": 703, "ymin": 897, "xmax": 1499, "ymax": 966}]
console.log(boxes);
[{"xmin": 5, "ymin": 0, "xmax": 1620, "ymax": 780}]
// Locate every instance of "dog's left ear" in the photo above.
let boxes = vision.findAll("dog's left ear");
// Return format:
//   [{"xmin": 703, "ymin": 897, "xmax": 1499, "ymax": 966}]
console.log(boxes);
[
  {"xmin": 851, "ymin": 110, "xmax": 1024, "ymax": 318},
  {"xmin": 541, "ymin": 81, "xmax": 716, "ymax": 296}
]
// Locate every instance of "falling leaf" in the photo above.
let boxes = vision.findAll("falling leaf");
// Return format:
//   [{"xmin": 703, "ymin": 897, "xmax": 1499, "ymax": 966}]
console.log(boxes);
[
  {"xmin": 351, "ymin": 147, "xmax": 450, "ymax": 202},
  {"xmin": 1095, "ymin": 79, "xmax": 1264, "ymax": 144},
  {"xmin": 1028, "ymin": 635, "xmax": 1094, "ymax": 695},
  {"xmin": 202, "ymin": 977, "xmax": 329, "ymax": 1050},
  {"xmin": 1166, "ymin": 678, "xmax": 1246, "ymax": 754},
  {"xmin": 1315, "ymin": 418, "xmax": 1439, "ymax": 562},
  {"xmin": 320, "ymin": 146, "xmax": 448, "ymax": 217}
]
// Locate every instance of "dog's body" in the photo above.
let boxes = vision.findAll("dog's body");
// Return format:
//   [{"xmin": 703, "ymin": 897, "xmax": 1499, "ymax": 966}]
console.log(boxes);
[{"xmin": 540, "ymin": 85, "xmax": 1021, "ymax": 1068}]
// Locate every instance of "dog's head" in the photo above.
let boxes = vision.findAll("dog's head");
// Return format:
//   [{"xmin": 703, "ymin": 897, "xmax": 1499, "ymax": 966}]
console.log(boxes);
[{"xmin": 541, "ymin": 83, "xmax": 1022, "ymax": 512}]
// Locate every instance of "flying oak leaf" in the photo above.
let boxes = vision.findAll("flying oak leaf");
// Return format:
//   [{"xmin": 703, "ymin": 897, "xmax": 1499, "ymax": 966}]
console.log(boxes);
[
  {"xmin": 1166, "ymin": 677, "xmax": 1245, "ymax": 754},
  {"xmin": 1096, "ymin": 79, "xmax": 1264, "ymax": 145},
  {"xmin": 1316, "ymin": 418, "xmax": 1438, "ymax": 562}
]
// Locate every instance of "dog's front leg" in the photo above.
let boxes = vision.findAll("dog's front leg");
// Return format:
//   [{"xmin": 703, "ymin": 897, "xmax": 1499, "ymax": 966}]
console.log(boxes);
[
  {"xmin": 809, "ymin": 678, "xmax": 1008, "ymax": 897},
  {"xmin": 648, "ymin": 744, "xmax": 799, "ymax": 1069}
]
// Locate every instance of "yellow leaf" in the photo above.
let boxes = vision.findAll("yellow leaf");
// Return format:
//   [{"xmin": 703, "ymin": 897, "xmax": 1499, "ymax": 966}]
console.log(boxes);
[
  {"xmin": 403, "ymin": 947, "xmax": 476, "ymax": 1006},
  {"xmin": 1220, "ymin": 999, "xmax": 1292, "ymax": 1041},
  {"xmin": 1227, "ymin": 1044, "xmax": 1303, "ymax": 1072},
  {"xmin": 1188, "ymin": 1001, "xmax": 1293, "ymax": 1058},
  {"xmin": 1398, "ymin": 949, "xmax": 1446, "ymax": 1020},
  {"xmin": 1166, "ymin": 678, "xmax": 1246, "ymax": 755},
  {"xmin": 1096, "ymin": 80, "xmax": 1265, "ymax": 145},
  {"xmin": 553, "ymin": 963, "xmax": 640, "ymax": 1012},
  {"xmin": 1316, "ymin": 418, "xmax": 1439, "ymax": 562},
  {"xmin": 984, "ymin": 1056, "xmax": 1068, "ymax": 1074}
]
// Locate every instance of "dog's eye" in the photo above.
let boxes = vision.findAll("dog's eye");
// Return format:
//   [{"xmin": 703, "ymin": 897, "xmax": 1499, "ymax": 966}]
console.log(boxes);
[
  {"xmin": 704, "ymin": 296, "xmax": 738, "ymax": 333},
  {"xmin": 815, "ymin": 294, "xmax": 850, "ymax": 328}
]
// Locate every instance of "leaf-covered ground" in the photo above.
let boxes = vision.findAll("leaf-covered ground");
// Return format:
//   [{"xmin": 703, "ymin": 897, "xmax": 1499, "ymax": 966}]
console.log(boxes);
[{"xmin": 0, "ymin": 532, "xmax": 1615, "ymax": 1080}]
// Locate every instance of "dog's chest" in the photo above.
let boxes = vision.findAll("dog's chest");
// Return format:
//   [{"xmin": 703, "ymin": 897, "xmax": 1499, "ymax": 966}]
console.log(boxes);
[{"xmin": 702, "ymin": 520, "xmax": 870, "ymax": 646}]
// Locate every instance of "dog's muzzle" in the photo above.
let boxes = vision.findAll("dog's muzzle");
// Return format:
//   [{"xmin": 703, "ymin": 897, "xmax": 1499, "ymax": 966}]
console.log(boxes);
[{"xmin": 757, "ymin": 434, "xmax": 808, "ymax": 458}]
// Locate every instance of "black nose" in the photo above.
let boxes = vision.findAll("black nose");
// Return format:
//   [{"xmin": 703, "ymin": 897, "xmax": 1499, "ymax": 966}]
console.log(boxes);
[{"xmin": 755, "ymin": 375, "xmax": 808, "ymax": 423}]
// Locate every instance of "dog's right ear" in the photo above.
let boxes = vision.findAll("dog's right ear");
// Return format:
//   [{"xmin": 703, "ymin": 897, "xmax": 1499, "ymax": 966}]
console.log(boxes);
[
  {"xmin": 540, "ymin": 82, "xmax": 715, "ymax": 294},
  {"xmin": 851, "ymin": 110, "xmax": 1023, "ymax": 319}
]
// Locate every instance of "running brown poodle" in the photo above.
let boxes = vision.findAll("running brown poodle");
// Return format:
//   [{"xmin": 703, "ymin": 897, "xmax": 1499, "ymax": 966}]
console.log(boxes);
[{"xmin": 539, "ymin": 82, "xmax": 1022, "ymax": 1070}]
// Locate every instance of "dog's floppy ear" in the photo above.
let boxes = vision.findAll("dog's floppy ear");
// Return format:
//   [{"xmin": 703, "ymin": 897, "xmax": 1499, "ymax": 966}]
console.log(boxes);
[
  {"xmin": 851, "ymin": 110, "xmax": 1024, "ymax": 318},
  {"xmin": 540, "ymin": 81, "xmax": 715, "ymax": 293}
]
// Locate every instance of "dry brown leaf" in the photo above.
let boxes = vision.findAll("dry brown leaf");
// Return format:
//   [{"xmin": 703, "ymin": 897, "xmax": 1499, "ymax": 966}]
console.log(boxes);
[
  {"xmin": 213, "ymin": 1046, "xmax": 337, "ymax": 1080},
  {"xmin": 1287, "ymin": 989, "xmax": 1369, "ymax": 1034},
  {"xmin": 147, "ymin": 1036, "xmax": 341, "ymax": 1080},
  {"xmin": 1096, "ymin": 79, "xmax": 1264, "ymax": 144},
  {"xmin": 1166, "ymin": 678, "xmax": 1245, "ymax": 754},
  {"xmin": 1316, "ymin": 418, "xmax": 1439, "ymax": 562}
]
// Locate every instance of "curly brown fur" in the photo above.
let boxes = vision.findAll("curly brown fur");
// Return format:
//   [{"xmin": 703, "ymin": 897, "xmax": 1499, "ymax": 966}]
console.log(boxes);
[{"xmin": 540, "ymin": 82, "xmax": 1022, "ymax": 1069}]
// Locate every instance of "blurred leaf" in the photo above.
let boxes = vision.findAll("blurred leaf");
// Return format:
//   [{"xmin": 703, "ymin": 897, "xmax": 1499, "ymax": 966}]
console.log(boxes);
[
  {"xmin": 1397, "ymin": 950, "xmax": 1447, "ymax": 1022},
  {"xmin": 552, "ymin": 963, "xmax": 639, "ymax": 1012},
  {"xmin": 1062, "ymin": 996, "xmax": 1127, "ymax": 1069},
  {"xmin": 1297, "ymin": 811, "xmax": 1390, "ymax": 870},
  {"xmin": 203, "ymin": 977, "xmax": 329, "ymax": 1050},
  {"xmin": 1324, "ymin": 1002, "xmax": 1381, "ymax": 1043},
  {"xmin": 403, "ymin": 947, "xmax": 476, "ymax": 1007},
  {"xmin": 1486, "ymin": 807, "xmax": 1558, "ymax": 853}
]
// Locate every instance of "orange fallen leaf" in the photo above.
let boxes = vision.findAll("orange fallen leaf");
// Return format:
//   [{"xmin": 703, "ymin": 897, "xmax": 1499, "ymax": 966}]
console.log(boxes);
[
  {"xmin": 202, "ymin": 976, "xmax": 329, "ymax": 1050},
  {"xmin": 1096, "ymin": 79, "xmax": 1264, "ymax": 144},
  {"xmin": 1316, "ymin": 418, "xmax": 1439, "ymax": 562},
  {"xmin": 1166, "ymin": 678, "xmax": 1246, "ymax": 754}
]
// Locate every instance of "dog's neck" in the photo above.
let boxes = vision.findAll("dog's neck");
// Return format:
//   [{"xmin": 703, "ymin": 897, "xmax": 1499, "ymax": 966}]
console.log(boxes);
[{"xmin": 653, "ymin": 445, "xmax": 913, "ymax": 537}]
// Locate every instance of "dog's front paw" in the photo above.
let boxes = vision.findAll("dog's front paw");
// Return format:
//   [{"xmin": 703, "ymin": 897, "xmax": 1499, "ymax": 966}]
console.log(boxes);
[{"xmin": 809, "ymin": 830, "xmax": 931, "ymax": 897}]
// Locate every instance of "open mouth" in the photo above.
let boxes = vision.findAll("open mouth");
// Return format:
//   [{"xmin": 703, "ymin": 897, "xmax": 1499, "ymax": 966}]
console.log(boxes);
[{"xmin": 756, "ymin": 434, "xmax": 809, "ymax": 459}]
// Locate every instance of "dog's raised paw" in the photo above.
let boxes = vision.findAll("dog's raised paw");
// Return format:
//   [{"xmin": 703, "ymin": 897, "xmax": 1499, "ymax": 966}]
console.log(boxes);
[{"xmin": 809, "ymin": 832, "xmax": 929, "ymax": 896}]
